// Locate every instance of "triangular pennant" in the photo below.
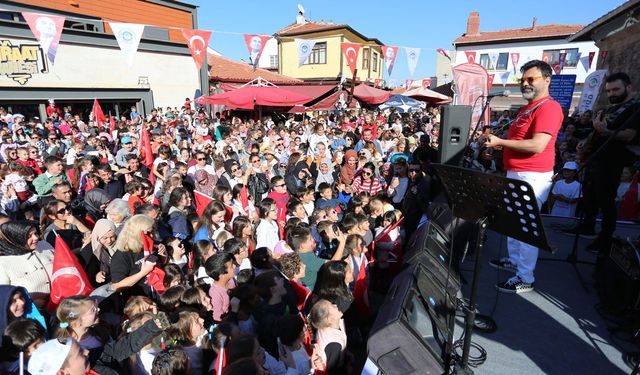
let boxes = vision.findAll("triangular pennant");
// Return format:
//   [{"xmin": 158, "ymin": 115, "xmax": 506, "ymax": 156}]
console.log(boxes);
[
  {"xmin": 341, "ymin": 42, "xmax": 361, "ymax": 77},
  {"xmin": 295, "ymin": 38, "xmax": 316, "ymax": 67},
  {"xmin": 488, "ymin": 52, "xmax": 499, "ymax": 70},
  {"xmin": 601, "ymin": 51, "xmax": 609, "ymax": 63},
  {"xmin": 588, "ymin": 51, "xmax": 596, "ymax": 69},
  {"xmin": 109, "ymin": 22, "xmax": 145, "ymax": 67},
  {"xmin": 500, "ymin": 71, "xmax": 511, "ymax": 87},
  {"xmin": 510, "ymin": 52, "xmax": 520, "ymax": 74},
  {"xmin": 579, "ymin": 54, "xmax": 590, "ymax": 72},
  {"xmin": 436, "ymin": 48, "xmax": 451, "ymax": 61},
  {"xmin": 181, "ymin": 29, "xmax": 212, "ymax": 70},
  {"xmin": 422, "ymin": 78, "xmax": 432, "ymax": 89},
  {"xmin": 382, "ymin": 46, "xmax": 399, "ymax": 76},
  {"xmin": 405, "ymin": 79, "xmax": 413, "ymax": 89},
  {"xmin": 243, "ymin": 34, "xmax": 270, "ymax": 70},
  {"xmin": 558, "ymin": 52, "xmax": 567, "ymax": 71},
  {"xmin": 464, "ymin": 51, "xmax": 477, "ymax": 64},
  {"xmin": 49, "ymin": 235, "xmax": 94, "ymax": 311},
  {"xmin": 22, "ymin": 12, "xmax": 65, "ymax": 66},
  {"xmin": 541, "ymin": 52, "xmax": 551, "ymax": 64},
  {"xmin": 488, "ymin": 73, "xmax": 495, "ymax": 91},
  {"xmin": 373, "ymin": 79, "xmax": 381, "ymax": 88},
  {"xmin": 405, "ymin": 47, "xmax": 421, "ymax": 76}
]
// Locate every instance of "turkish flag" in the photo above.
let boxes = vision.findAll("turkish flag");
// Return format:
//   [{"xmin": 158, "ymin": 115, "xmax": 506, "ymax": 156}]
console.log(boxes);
[
  {"xmin": 243, "ymin": 34, "xmax": 270, "ymax": 70},
  {"xmin": 619, "ymin": 173, "xmax": 639, "ymax": 220},
  {"xmin": 488, "ymin": 73, "xmax": 495, "ymax": 91},
  {"xmin": 48, "ymin": 235, "xmax": 94, "ymax": 311},
  {"xmin": 215, "ymin": 345, "xmax": 227, "ymax": 375},
  {"xmin": 109, "ymin": 115, "xmax": 116, "ymax": 136},
  {"xmin": 142, "ymin": 231, "xmax": 166, "ymax": 294},
  {"xmin": 341, "ymin": 42, "xmax": 361, "ymax": 77},
  {"xmin": 437, "ymin": 48, "xmax": 451, "ymax": 61},
  {"xmin": 92, "ymin": 99, "xmax": 106, "ymax": 128},
  {"xmin": 353, "ymin": 255, "xmax": 370, "ymax": 316},
  {"xmin": 541, "ymin": 52, "xmax": 551, "ymax": 64},
  {"xmin": 422, "ymin": 78, "xmax": 432, "ymax": 89},
  {"xmin": 194, "ymin": 190, "xmax": 213, "ymax": 216},
  {"xmin": 373, "ymin": 79, "xmax": 381, "ymax": 88},
  {"xmin": 181, "ymin": 29, "xmax": 212, "ymax": 70},
  {"xmin": 588, "ymin": 52, "xmax": 595, "ymax": 69},
  {"xmin": 239, "ymin": 186, "xmax": 250, "ymax": 216},
  {"xmin": 464, "ymin": 51, "xmax": 476, "ymax": 64},
  {"xmin": 405, "ymin": 79, "xmax": 413, "ymax": 89}
]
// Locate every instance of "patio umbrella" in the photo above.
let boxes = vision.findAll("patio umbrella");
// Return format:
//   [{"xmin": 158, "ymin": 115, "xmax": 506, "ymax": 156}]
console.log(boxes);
[
  {"xmin": 200, "ymin": 84, "xmax": 312, "ymax": 110},
  {"xmin": 403, "ymin": 86, "xmax": 452, "ymax": 104},
  {"xmin": 378, "ymin": 94, "xmax": 426, "ymax": 113},
  {"xmin": 353, "ymin": 83, "xmax": 391, "ymax": 104}
]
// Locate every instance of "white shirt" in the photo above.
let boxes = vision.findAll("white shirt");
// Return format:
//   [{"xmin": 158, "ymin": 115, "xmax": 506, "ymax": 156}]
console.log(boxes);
[
  {"xmin": 551, "ymin": 180, "xmax": 581, "ymax": 217},
  {"xmin": 256, "ymin": 219, "xmax": 280, "ymax": 251}
]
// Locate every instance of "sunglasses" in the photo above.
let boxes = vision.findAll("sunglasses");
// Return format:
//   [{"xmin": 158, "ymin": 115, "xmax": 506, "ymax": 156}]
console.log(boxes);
[
  {"xmin": 409, "ymin": 169, "xmax": 420, "ymax": 173},
  {"xmin": 518, "ymin": 75, "xmax": 544, "ymax": 85},
  {"xmin": 363, "ymin": 171, "xmax": 372, "ymax": 176},
  {"xmin": 197, "ymin": 157, "xmax": 206, "ymax": 161},
  {"xmin": 274, "ymin": 184, "xmax": 286, "ymax": 188},
  {"xmin": 231, "ymin": 167, "xmax": 240, "ymax": 173},
  {"xmin": 56, "ymin": 206, "xmax": 70, "ymax": 214},
  {"xmin": 252, "ymin": 159, "xmax": 261, "ymax": 163}
]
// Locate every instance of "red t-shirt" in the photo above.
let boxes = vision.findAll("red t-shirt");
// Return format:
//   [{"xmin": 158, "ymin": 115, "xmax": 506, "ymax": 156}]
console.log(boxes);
[{"xmin": 503, "ymin": 96, "xmax": 563, "ymax": 172}]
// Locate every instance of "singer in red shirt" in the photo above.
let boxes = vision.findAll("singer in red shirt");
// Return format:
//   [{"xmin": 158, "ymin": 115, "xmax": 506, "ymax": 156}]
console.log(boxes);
[{"xmin": 485, "ymin": 60, "xmax": 563, "ymax": 294}]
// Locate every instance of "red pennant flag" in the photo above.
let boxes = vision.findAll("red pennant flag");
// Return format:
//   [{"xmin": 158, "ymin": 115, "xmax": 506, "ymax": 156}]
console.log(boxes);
[
  {"xmin": 194, "ymin": 190, "xmax": 213, "ymax": 216},
  {"xmin": 353, "ymin": 255, "xmax": 370, "ymax": 316},
  {"xmin": 373, "ymin": 79, "xmax": 381, "ymax": 88},
  {"xmin": 551, "ymin": 63, "xmax": 562, "ymax": 75},
  {"xmin": 381, "ymin": 46, "xmax": 399, "ymax": 76},
  {"xmin": 588, "ymin": 52, "xmax": 595, "ymax": 69},
  {"xmin": 181, "ymin": 29, "xmax": 212, "ymax": 70},
  {"xmin": 511, "ymin": 52, "xmax": 520, "ymax": 73},
  {"xmin": 141, "ymin": 231, "xmax": 166, "ymax": 293},
  {"xmin": 142, "ymin": 231, "xmax": 154, "ymax": 257},
  {"xmin": 22, "ymin": 12, "xmax": 65, "ymax": 66},
  {"xmin": 488, "ymin": 73, "xmax": 495, "ymax": 91},
  {"xmin": 48, "ymin": 235, "xmax": 94, "ymax": 311},
  {"xmin": 464, "ymin": 51, "xmax": 476, "ymax": 64},
  {"xmin": 601, "ymin": 51, "xmax": 609, "ymax": 62},
  {"xmin": 92, "ymin": 99, "xmax": 106, "ymax": 128},
  {"xmin": 558, "ymin": 52, "xmax": 567, "ymax": 71},
  {"xmin": 215, "ymin": 343, "xmax": 227, "ymax": 375},
  {"xmin": 541, "ymin": 52, "xmax": 551, "ymax": 64},
  {"xmin": 619, "ymin": 173, "xmax": 639, "ymax": 220},
  {"xmin": 341, "ymin": 42, "xmax": 361, "ymax": 77},
  {"xmin": 239, "ymin": 186, "xmax": 250, "ymax": 216},
  {"xmin": 422, "ymin": 78, "xmax": 432, "ymax": 90},
  {"xmin": 109, "ymin": 115, "xmax": 116, "ymax": 135},
  {"xmin": 243, "ymin": 34, "xmax": 270, "ymax": 70},
  {"xmin": 405, "ymin": 79, "xmax": 413, "ymax": 89},
  {"xmin": 437, "ymin": 48, "xmax": 451, "ymax": 61},
  {"xmin": 139, "ymin": 125, "xmax": 154, "ymax": 167}
]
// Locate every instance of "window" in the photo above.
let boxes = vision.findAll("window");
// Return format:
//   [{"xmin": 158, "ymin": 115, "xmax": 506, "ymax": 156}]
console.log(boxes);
[
  {"xmin": 372, "ymin": 52, "xmax": 378, "ymax": 72},
  {"xmin": 305, "ymin": 42, "xmax": 326, "ymax": 64},
  {"xmin": 496, "ymin": 53, "xmax": 509, "ymax": 70},
  {"xmin": 479, "ymin": 53, "xmax": 509, "ymax": 70},
  {"xmin": 269, "ymin": 55, "xmax": 278, "ymax": 69},
  {"xmin": 542, "ymin": 48, "xmax": 580, "ymax": 68},
  {"xmin": 362, "ymin": 48, "xmax": 370, "ymax": 69},
  {"xmin": 479, "ymin": 54, "xmax": 490, "ymax": 69}
]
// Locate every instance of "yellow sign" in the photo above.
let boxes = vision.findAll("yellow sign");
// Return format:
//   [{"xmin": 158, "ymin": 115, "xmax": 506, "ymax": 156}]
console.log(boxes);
[{"xmin": 0, "ymin": 39, "xmax": 49, "ymax": 85}]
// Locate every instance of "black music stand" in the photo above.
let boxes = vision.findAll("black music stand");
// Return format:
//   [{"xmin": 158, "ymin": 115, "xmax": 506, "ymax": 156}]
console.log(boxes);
[{"xmin": 432, "ymin": 164, "xmax": 552, "ymax": 374}]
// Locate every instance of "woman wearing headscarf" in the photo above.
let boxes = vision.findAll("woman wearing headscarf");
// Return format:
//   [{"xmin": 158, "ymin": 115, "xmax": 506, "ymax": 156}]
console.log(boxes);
[
  {"xmin": 78, "ymin": 219, "xmax": 117, "ymax": 288},
  {"xmin": 285, "ymin": 160, "xmax": 312, "ymax": 195},
  {"xmin": 316, "ymin": 160, "xmax": 335, "ymax": 190},
  {"xmin": 0, "ymin": 285, "xmax": 47, "ymax": 340},
  {"xmin": 339, "ymin": 149, "xmax": 357, "ymax": 185},
  {"xmin": 194, "ymin": 169, "xmax": 217, "ymax": 196},
  {"xmin": 0, "ymin": 221, "xmax": 53, "ymax": 309},
  {"xmin": 83, "ymin": 188, "xmax": 112, "ymax": 229}
]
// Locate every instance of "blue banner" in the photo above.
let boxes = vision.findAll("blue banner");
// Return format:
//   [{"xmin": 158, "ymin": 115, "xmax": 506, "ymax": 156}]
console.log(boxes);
[{"xmin": 549, "ymin": 74, "xmax": 576, "ymax": 109}]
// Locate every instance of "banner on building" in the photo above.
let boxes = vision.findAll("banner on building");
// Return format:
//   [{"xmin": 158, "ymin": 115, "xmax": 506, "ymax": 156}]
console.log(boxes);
[
  {"xmin": 381, "ymin": 46, "xmax": 399, "ymax": 76},
  {"xmin": 578, "ymin": 69, "xmax": 607, "ymax": 113},
  {"xmin": 422, "ymin": 78, "xmax": 432, "ymax": 89},
  {"xmin": 405, "ymin": 47, "xmax": 421, "ymax": 76},
  {"xmin": 341, "ymin": 43, "xmax": 361, "ymax": 77},
  {"xmin": 549, "ymin": 74, "xmax": 576, "ymax": 109},
  {"xmin": 510, "ymin": 52, "xmax": 520, "ymax": 74},
  {"xmin": 295, "ymin": 38, "xmax": 316, "ymax": 67},
  {"xmin": 464, "ymin": 51, "xmax": 476, "ymax": 64},
  {"xmin": 22, "ymin": 12, "xmax": 65, "ymax": 66},
  {"xmin": 452, "ymin": 63, "xmax": 489, "ymax": 130},
  {"xmin": 0, "ymin": 39, "xmax": 49, "ymax": 85},
  {"xmin": 243, "ymin": 34, "xmax": 270, "ymax": 70},
  {"xmin": 181, "ymin": 29, "xmax": 211, "ymax": 70},
  {"xmin": 109, "ymin": 22, "xmax": 145, "ymax": 67}
]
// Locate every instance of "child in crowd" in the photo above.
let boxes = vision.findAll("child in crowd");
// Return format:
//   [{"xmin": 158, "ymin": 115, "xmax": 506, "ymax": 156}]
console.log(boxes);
[{"xmin": 550, "ymin": 161, "xmax": 582, "ymax": 217}]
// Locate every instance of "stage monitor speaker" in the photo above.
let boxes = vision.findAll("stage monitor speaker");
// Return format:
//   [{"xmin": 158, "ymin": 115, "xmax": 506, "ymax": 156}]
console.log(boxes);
[
  {"xmin": 437, "ymin": 105, "xmax": 472, "ymax": 166},
  {"xmin": 367, "ymin": 263, "xmax": 456, "ymax": 374}
]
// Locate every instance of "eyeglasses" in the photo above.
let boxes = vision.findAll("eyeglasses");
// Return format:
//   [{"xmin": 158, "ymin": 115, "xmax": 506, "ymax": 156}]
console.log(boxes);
[
  {"xmin": 197, "ymin": 157, "xmax": 206, "ymax": 161},
  {"xmin": 56, "ymin": 206, "xmax": 70, "ymax": 215},
  {"xmin": 409, "ymin": 169, "xmax": 420, "ymax": 173},
  {"xmin": 252, "ymin": 159, "xmax": 261, "ymax": 163},
  {"xmin": 274, "ymin": 184, "xmax": 286, "ymax": 188},
  {"xmin": 231, "ymin": 167, "xmax": 240, "ymax": 173},
  {"xmin": 48, "ymin": 137, "xmax": 57, "ymax": 141},
  {"xmin": 362, "ymin": 171, "xmax": 372, "ymax": 176},
  {"xmin": 518, "ymin": 75, "xmax": 544, "ymax": 85}
]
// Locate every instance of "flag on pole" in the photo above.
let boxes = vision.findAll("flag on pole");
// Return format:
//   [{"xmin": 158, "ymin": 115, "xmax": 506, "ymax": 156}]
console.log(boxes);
[
  {"xmin": 341, "ymin": 43, "xmax": 361, "ymax": 77},
  {"xmin": 109, "ymin": 22, "xmax": 145, "ymax": 67},
  {"xmin": 243, "ymin": 34, "xmax": 270, "ymax": 70},
  {"xmin": 92, "ymin": 99, "xmax": 106, "ymax": 128},
  {"xmin": 48, "ymin": 234, "xmax": 94, "ymax": 312},
  {"xmin": 381, "ymin": 46, "xmax": 399, "ymax": 76},
  {"xmin": 405, "ymin": 47, "xmax": 421, "ymax": 76},
  {"xmin": 141, "ymin": 231, "xmax": 166, "ymax": 293},
  {"xmin": 215, "ymin": 340, "xmax": 227, "ymax": 375},
  {"xmin": 464, "ymin": 51, "xmax": 476, "ymax": 64},
  {"xmin": 22, "ymin": 12, "xmax": 65, "ymax": 66},
  {"xmin": 353, "ymin": 255, "xmax": 370, "ymax": 316},
  {"xmin": 239, "ymin": 186, "xmax": 250, "ymax": 216},
  {"xmin": 295, "ymin": 38, "xmax": 316, "ymax": 67},
  {"xmin": 139, "ymin": 124, "xmax": 154, "ymax": 184},
  {"xmin": 181, "ymin": 29, "xmax": 212, "ymax": 70},
  {"xmin": 194, "ymin": 190, "xmax": 213, "ymax": 216},
  {"xmin": 109, "ymin": 114, "xmax": 116, "ymax": 136}
]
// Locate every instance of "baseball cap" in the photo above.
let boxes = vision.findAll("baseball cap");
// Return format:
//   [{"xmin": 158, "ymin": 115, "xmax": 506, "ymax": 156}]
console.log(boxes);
[
  {"xmin": 563, "ymin": 161, "xmax": 578, "ymax": 170},
  {"xmin": 121, "ymin": 136, "xmax": 132, "ymax": 144},
  {"xmin": 28, "ymin": 338, "xmax": 72, "ymax": 375}
]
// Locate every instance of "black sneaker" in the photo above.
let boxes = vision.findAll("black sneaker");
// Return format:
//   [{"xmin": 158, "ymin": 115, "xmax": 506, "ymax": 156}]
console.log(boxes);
[
  {"xmin": 561, "ymin": 227, "xmax": 597, "ymax": 239},
  {"xmin": 489, "ymin": 258, "xmax": 517, "ymax": 272},
  {"xmin": 496, "ymin": 276, "xmax": 534, "ymax": 294}
]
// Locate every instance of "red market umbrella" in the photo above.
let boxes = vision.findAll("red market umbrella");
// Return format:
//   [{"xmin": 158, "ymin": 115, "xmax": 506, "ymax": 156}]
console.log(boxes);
[
  {"xmin": 200, "ymin": 81, "xmax": 313, "ymax": 110},
  {"xmin": 353, "ymin": 83, "xmax": 391, "ymax": 104}
]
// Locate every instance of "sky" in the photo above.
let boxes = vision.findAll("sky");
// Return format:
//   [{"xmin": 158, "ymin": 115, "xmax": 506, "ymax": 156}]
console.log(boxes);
[{"xmin": 192, "ymin": 0, "xmax": 625, "ymax": 82}]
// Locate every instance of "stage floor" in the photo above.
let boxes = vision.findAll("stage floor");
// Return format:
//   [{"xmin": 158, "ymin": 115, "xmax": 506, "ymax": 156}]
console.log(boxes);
[{"xmin": 456, "ymin": 216, "xmax": 639, "ymax": 375}]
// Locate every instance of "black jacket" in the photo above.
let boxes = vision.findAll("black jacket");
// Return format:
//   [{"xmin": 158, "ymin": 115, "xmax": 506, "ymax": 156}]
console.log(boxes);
[{"xmin": 247, "ymin": 172, "xmax": 269, "ymax": 204}]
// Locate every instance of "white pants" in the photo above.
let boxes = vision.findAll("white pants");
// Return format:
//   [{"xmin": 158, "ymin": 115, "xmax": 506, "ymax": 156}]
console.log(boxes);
[{"xmin": 506, "ymin": 170, "xmax": 553, "ymax": 284}]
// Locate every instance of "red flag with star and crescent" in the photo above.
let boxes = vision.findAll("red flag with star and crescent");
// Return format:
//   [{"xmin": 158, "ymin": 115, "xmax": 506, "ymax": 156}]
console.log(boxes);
[
  {"xmin": 181, "ymin": 29, "xmax": 212, "ymax": 70},
  {"xmin": 341, "ymin": 43, "xmax": 361, "ymax": 77},
  {"xmin": 92, "ymin": 99, "xmax": 106, "ymax": 128},
  {"xmin": 194, "ymin": 190, "xmax": 213, "ymax": 216},
  {"xmin": 48, "ymin": 235, "xmax": 94, "ymax": 312}
]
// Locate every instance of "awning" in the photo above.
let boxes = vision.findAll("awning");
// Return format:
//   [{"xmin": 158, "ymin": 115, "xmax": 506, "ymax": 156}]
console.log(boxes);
[
  {"xmin": 280, "ymin": 85, "xmax": 336, "ymax": 100},
  {"xmin": 353, "ymin": 83, "xmax": 391, "ymax": 104},
  {"xmin": 307, "ymin": 89, "xmax": 357, "ymax": 111},
  {"xmin": 403, "ymin": 86, "xmax": 452, "ymax": 104},
  {"xmin": 200, "ymin": 85, "xmax": 313, "ymax": 110}
]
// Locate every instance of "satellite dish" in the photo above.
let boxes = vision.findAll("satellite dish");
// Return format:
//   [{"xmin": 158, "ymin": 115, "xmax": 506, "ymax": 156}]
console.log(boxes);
[{"xmin": 298, "ymin": 3, "xmax": 305, "ymax": 14}]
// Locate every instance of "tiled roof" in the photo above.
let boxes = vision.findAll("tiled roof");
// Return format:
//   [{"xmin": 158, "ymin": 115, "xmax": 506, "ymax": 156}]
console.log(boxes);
[
  {"xmin": 207, "ymin": 54, "xmax": 303, "ymax": 84},
  {"xmin": 454, "ymin": 24, "xmax": 584, "ymax": 45},
  {"xmin": 274, "ymin": 21, "xmax": 349, "ymax": 36}
]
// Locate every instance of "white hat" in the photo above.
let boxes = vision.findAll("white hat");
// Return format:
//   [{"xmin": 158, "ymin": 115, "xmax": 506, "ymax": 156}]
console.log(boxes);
[
  {"xmin": 48, "ymin": 99, "xmax": 55, "ymax": 104},
  {"xmin": 28, "ymin": 338, "xmax": 71, "ymax": 375},
  {"xmin": 563, "ymin": 161, "xmax": 578, "ymax": 170}
]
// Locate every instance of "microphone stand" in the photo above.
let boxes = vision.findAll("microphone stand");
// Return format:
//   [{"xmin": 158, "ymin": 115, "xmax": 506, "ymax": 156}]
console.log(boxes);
[{"xmin": 461, "ymin": 95, "xmax": 498, "ymax": 168}]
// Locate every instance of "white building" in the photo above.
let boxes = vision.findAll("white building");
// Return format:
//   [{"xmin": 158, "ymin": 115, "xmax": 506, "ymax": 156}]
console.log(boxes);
[
  {"xmin": 450, "ymin": 12, "xmax": 599, "ymax": 111},
  {"xmin": 257, "ymin": 37, "xmax": 279, "ymax": 71}
]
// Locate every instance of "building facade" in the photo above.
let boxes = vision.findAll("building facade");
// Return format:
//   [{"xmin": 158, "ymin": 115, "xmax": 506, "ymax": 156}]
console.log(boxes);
[{"xmin": 0, "ymin": 0, "xmax": 208, "ymax": 119}]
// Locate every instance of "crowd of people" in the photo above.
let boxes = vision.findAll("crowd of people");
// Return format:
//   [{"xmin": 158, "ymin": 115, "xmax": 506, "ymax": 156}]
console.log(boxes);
[{"xmin": 0, "ymin": 99, "xmax": 442, "ymax": 375}]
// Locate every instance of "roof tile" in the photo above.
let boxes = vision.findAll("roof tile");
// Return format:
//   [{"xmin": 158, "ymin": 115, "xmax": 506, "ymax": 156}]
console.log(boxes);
[
  {"xmin": 274, "ymin": 21, "xmax": 348, "ymax": 36},
  {"xmin": 454, "ymin": 24, "xmax": 584, "ymax": 45},
  {"xmin": 207, "ymin": 54, "xmax": 303, "ymax": 84}
]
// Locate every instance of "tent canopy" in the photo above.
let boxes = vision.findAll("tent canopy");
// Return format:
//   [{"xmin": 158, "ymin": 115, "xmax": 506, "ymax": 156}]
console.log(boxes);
[
  {"xmin": 353, "ymin": 83, "xmax": 391, "ymax": 104},
  {"xmin": 307, "ymin": 89, "xmax": 357, "ymax": 111},
  {"xmin": 378, "ymin": 94, "xmax": 426, "ymax": 113},
  {"xmin": 403, "ymin": 86, "xmax": 452, "ymax": 104}
]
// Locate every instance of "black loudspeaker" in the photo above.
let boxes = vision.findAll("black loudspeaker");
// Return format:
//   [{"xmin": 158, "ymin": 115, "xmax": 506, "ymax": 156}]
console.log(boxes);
[
  {"xmin": 596, "ymin": 238, "xmax": 640, "ymax": 311},
  {"xmin": 367, "ymin": 263, "xmax": 456, "ymax": 374},
  {"xmin": 437, "ymin": 105, "xmax": 472, "ymax": 165}
]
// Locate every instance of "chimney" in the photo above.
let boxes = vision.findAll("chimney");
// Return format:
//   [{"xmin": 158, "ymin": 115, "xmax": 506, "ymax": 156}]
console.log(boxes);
[
  {"xmin": 532, "ymin": 17, "xmax": 538, "ymax": 31},
  {"xmin": 466, "ymin": 12, "xmax": 480, "ymax": 36}
]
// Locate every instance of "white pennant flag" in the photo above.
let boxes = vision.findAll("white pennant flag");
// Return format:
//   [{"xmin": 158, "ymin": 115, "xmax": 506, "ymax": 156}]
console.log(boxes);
[
  {"xmin": 295, "ymin": 38, "xmax": 316, "ymax": 67},
  {"xmin": 404, "ymin": 47, "xmax": 421, "ymax": 77},
  {"xmin": 109, "ymin": 22, "xmax": 145, "ymax": 67},
  {"xmin": 489, "ymin": 52, "xmax": 499, "ymax": 70},
  {"xmin": 500, "ymin": 71, "xmax": 511, "ymax": 86}
]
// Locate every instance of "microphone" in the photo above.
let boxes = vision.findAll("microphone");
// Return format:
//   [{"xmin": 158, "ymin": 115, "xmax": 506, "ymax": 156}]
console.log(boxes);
[{"xmin": 486, "ymin": 90, "xmax": 511, "ymax": 99}]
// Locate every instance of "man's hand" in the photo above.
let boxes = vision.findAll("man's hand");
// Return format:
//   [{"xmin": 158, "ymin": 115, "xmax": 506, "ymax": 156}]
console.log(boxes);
[
  {"xmin": 484, "ymin": 134, "xmax": 502, "ymax": 148},
  {"xmin": 592, "ymin": 110, "xmax": 608, "ymax": 134}
]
